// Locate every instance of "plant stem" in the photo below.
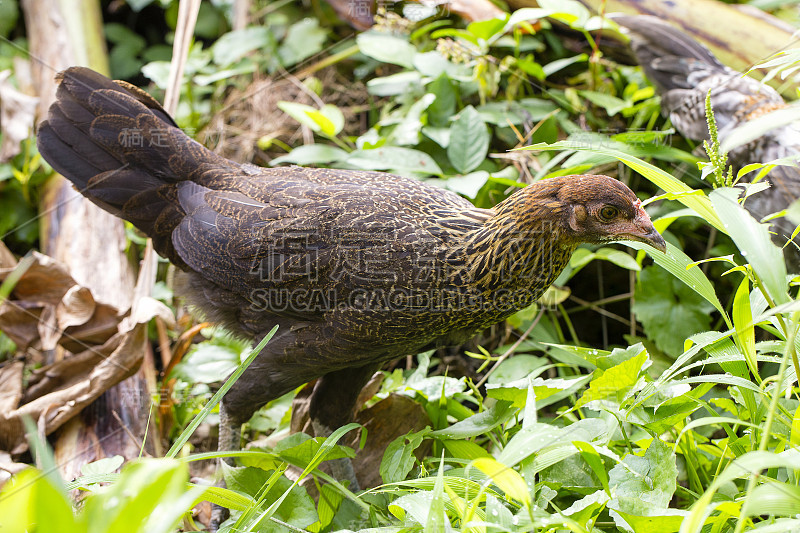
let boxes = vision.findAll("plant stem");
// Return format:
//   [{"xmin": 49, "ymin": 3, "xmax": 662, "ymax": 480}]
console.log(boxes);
[{"xmin": 733, "ymin": 310, "xmax": 799, "ymax": 533}]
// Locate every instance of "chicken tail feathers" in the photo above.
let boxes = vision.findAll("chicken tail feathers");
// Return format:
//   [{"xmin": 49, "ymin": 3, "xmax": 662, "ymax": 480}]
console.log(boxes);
[
  {"xmin": 36, "ymin": 67, "xmax": 233, "ymax": 262},
  {"xmin": 614, "ymin": 15, "xmax": 728, "ymax": 93}
]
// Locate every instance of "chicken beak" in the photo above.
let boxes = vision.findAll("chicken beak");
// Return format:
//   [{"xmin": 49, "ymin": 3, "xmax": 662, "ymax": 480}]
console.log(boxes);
[
  {"xmin": 624, "ymin": 202, "xmax": 667, "ymax": 253},
  {"xmin": 637, "ymin": 228, "xmax": 667, "ymax": 253}
]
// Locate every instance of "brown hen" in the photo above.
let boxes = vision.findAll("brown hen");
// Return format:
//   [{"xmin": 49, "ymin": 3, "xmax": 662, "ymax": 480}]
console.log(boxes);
[
  {"xmin": 617, "ymin": 15, "xmax": 800, "ymax": 257},
  {"xmin": 36, "ymin": 67, "xmax": 665, "ymax": 491}
]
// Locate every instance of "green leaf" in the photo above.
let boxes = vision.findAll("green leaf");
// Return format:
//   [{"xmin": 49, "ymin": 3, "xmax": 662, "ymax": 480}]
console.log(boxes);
[
  {"xmin": 381, "ymin": 428, "xmax": 431, "ymax": 483},
  {"xmin": 427, "ymin": 456, "xmax": 450, "ymax": 532},
  {"xmin": 356, "ymin": 32, "xmax": 416, "ymax": 68},
  {"xmin": 472, "ymin": 457, "xmax": 531, "ymax": 505},
  {"xmin": 441, "ymin": 171, "xmax": 489, "ymax": 199},
  {"xmin": 0, "ymin": 0, "xmax": 19, "ymax": 38},
  {"xmin": 278, "ymin": 18, "xmax": 327, "ymax": 67},
  {"xmin": 427, "ymin": 75, "xmax": 457, "ymax": 127},
  {"xmin": 366, "ymin": 71, "xmax": 423, "ymax": 96},
  {"xmin": 594, "ymin": 247, "xmax": 641, "ymax": 271},
  {"xmin": 627, "ymin": 241, "xmax": 727, "ymax": 321},
  {"xmin": 742, "ymin": 482, "xmax": 800, "ymax": 517},
  {"xmin": 392, "ymin": 94, "xmax": 435, "ymax": 145},
  {"xmin": 430, "ymin": 400, "xmax": 515, "ymax": 438},
  {"xmin": 447, "ymin": 105, "xmax": 491, "ymax": 174},
  {"xmin": 270, "ymin": 144, "xmax": 349, "ymax": 166},
  {"xmin": 710, "ymin": 187, "xmax": 791, "ymax": 305},
  {"xmin": 579, "ymin": 90, "xmax": 629, "ymax": 116},
  {"xmin": 442, "ymin": 439, "xmax": 492, "ymax": 460},
  {"xmin": 632, "ymin": 265, "xmax": 716, "ymax": 356},
  {"xmin": 81, "ymin": 455, "xmax": 124, "ymax": 477},
  {"xmin": 276, "ymin": 102, "xmax": 343, "ymax": 137},
  {"xmin": 487, "ymin": 375, "xmax": 590, "ymax": 408},
  {"xmin": 172, "ymin": 343, "xmax": 239, "ymax": 383},
  {"xmin": 275, "ymin": 434, "xmax": 354, "ymax": 466},
  {"xmin": 0, "ymin": 467, "xmax": 82, "ymax": 533},
  {"xmin": 82, "ymin": 459, "xmax": 201, "ymax": 533},
  {"xmin": 345, "ymin": 146, "xmax": 443, "ymax": 175},
  {"xmin": 575, "ymin": 349, "xmax": 648, "ymax": 408},
  {"xmin": 467, "ymin": 16, "xmax": 509, "ymax": 42},
  {"xmin": 224, "ymin": 465, "xmax": 318, "ymax": 532},
  {"xmin": 732, "ymin": 276, "xmax": 759, "ymax": 379},
  {"xmin": 684, "ymin": 451, "xmax": 800, "ymax": 532},
  {"xmin": 167, "ymin": 327, "xmax": 277, "ymax": 459},
  {"xmin": 212, "ymin": 27, "xmax": 273, "ymax": 66},
  {"xmin": 608, "ymin": 439, "xmax": 677, "ymax": 529}
]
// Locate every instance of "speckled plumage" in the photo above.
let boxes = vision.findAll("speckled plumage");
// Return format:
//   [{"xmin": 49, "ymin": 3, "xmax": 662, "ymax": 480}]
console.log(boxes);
[
  {"xmin": 36, "ymin": 67, "xmax": 664, "ymax": 461},
  {"xmin": 618, "ymin": 15, "xmax": 800, "ymax": 253}
]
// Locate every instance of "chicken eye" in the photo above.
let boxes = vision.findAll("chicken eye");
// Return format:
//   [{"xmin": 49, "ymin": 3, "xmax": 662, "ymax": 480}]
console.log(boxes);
[{"xmin": 599, "ymin": 205, "xmax": 619, "ymax": 221}]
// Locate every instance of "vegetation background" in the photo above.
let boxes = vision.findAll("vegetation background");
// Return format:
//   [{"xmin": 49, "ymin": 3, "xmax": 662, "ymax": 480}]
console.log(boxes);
[{"xmin": 1, "ymin": 0, "xmax": 800, "ymax": 531}]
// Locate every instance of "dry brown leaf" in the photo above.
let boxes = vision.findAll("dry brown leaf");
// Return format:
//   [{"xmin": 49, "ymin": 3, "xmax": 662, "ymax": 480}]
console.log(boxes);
[
  {"xmin": 0, "ymin": 251, "xmax": 75, "ymax": 304},
  {"xmin": 37, "ymin": 304, "xmax": 60, "ymax": 351},
  {"xmin": 0, "ymin": 241, "xmax": 16, "ymax": 269},
  {"xmin": 0, "ymin": 251, "xmax": 175, "ymax": 454},
  {"xmin": 0, "ymin": 362, "xmax": 23, "ymax": 413},
  {"xmin": 57, "ymin": 285, "xmax": 96, "ymax": 331},
  {"xmin": 292, "ymin": 384, "xmax": 430, "ymax": 489},
  {"xmin": 0, "ymin": 70, "xmax": 39, "ymax": 162}
]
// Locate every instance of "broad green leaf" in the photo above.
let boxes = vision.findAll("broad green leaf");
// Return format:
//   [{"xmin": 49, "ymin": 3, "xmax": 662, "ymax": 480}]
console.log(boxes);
[
  {"xmin": 224, "ymin": 465, "xmax": 318, "ymax": 532},
  {"xmin": 608, "ymin": 439, "xmax": 677, "ymax": 526},
  {"xmin": 447, "ymin": 105, "xmax": 491, "ymax": 174},
  {"xmin": 742, "ymin": 482, "xmax": 800, "ymax": 517},
  {"xmin": 81, "ymin": 455, "xmax": 124, "ymax": 477},
  {"xmin": 467, "ymin": 16, "xmax": 508, "ymax": 42},
  {"xmin": 346, "ymin": 146, "xmax": 443, "ymax": 175},
  {"xmin": 612, "ymin": 508, "xmax": 687, "ymax": 533},
  {"xmin": 171, "ymin": 343, "xmax": 239, "ymax": 383},
  {"xmin": 563, "ymin": 490, "xmax": 610, "ymax": 526},
  {"xmin": 366, "ymin": 71, "xmax": 423, "ymax": 96},
  {"xmin": 274, "ymin": 434, "xmax": 354, "ymax": 466},
  {"xmin": 430, "ymin": 400, "xmax": 515, "ymax": 438},
  {"xmin": 486, "ymin": 375, "xmax": 590, "ymax": 407},
  {"xmin": 381, "ymin": 428, "xmax": 430, "ymax": 484},
  {"xmin": 574, "ymin": 442, "xmax": 610, "ymax": 494},
  {"xmin": 212, "ymin": 27, "xmax": 272, "ymax": 66},
  {"xmin": 392, "ymin": 94, "xmax": 435, "ymax": 145},
  {"xmin": 441, "ymin": 439, "xmax": 492, "ymax": 461},
  {"xmin": 441, "ymin": 171, "xmax": 489, "ymax": 199},
  {"xmin": 270, "ymin": 144, "xmax": 349, "ymax": 166},
  {"xmin": 594, "ymin": 247, "xmax": 641, "ymax": 271},
  {"xmin": 0, "ymin": 467, "xmax": 81, "ymax": 533},
  {"xmin": 389, "ymin": 492, "xmax": 437, "ymax": 525},
  {"xmin": 472, "ymin": 457, "xmax": 531, "ymax": 505},
  {"xmin": 632, "ymin": 265, "xmax": 716, "ymax": 356},
  {"xmin": 82, "ymin": 459, "xmax": 200, "ymax": 533},
  {"xmin": 500, "ymin": 419, "xmax": 609, "ymax": 467},
  {"xmin": 277, "ymin": 101, "xmax": 326, "ymax": 133},
  {"xmin": 356, "ymin": 32, "xmax": 416, "ymax": 68},
  {"xmin": 579, "ymin": 90, "xmax": 628, "ymax": 116},
  {"xmin": 575, "ymin": 349, "xmax": 648, "ymax": 408},
  {"xmin": 710, "ymin": 187, "xmax": 791, "ymax": 305},
  {"xmin": 278, "ymin": 18, "xmax": 327, "ymax": 67},
  {"xmin": 427, "ymin": 75, "xmax": 457, "ymax": 127},
  {"xmin": 627, "ymin": 242, "xmax": 727, "ymax": 321}
]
